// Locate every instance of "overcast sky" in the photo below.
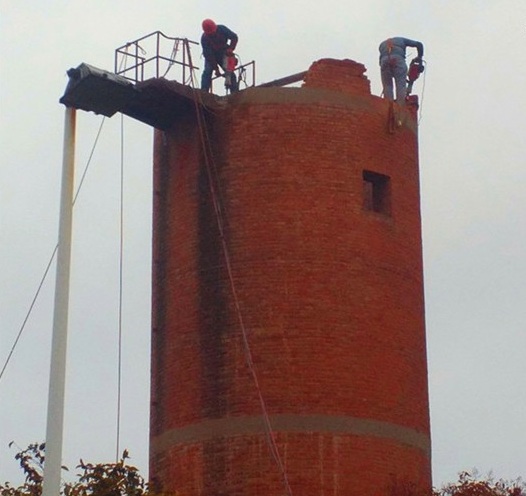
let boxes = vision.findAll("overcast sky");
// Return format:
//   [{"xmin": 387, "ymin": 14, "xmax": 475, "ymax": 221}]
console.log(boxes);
[{"xmin": 1, "ymin": 0, "xmax": 525, "ymax": 489}]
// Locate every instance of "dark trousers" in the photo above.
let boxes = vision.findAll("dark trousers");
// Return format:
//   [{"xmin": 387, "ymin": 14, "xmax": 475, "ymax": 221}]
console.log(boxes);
[
  {"xmin": 201, "ymin": 52, "xmax": 238, "ymax": 93},
  {"xmin": 201, "ymin": 53, "xmax": 224, "ymax": 91}
]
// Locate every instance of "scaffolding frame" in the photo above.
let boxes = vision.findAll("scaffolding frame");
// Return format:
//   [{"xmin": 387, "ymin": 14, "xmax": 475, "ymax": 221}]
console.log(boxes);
[{"xmin": 114, "ymin": 31, "xmax": 199, "ymax": 85}]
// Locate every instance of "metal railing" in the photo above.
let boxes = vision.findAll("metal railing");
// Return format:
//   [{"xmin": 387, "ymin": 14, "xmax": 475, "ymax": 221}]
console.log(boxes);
[
  {"xmin": 235, "ymin": 60, "xmax": 256, "ymax": 89},
  {"xmin": 211, "ymin": 59, "xmax": 256, "ymax": 93},
  {"xmin": 114, "ymin": 31, "xmax": 199, "ymax": 85},
  {"xmin": 114, "ymin": 30, "xmax": 257, "ymax": 94}
]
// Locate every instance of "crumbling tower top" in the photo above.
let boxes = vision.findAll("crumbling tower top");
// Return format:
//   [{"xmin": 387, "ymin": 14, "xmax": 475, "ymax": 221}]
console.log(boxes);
[{"xmin": 303, "ymin": 58, "xmax": 371, "ymax": 96}]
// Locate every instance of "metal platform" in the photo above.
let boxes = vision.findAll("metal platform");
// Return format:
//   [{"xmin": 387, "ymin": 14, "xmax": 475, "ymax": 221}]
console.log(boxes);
[{"xmin": 59, "ymin": 63, "xmax": 219, "ymax": 130}]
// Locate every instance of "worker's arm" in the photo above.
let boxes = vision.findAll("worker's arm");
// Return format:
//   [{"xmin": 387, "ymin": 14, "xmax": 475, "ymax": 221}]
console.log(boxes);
[
  {"xmin": 218, "ymin": 25, "xmax": 238, "ymax": 51},
  {"xmin": 403, "ymin": 38, "xmax": 424, "ymax": 59}
]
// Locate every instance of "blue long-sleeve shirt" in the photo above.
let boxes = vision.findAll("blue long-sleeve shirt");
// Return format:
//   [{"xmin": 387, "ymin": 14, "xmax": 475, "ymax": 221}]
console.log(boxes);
[
  {"xmin": 201, "ymin": 25, "xmax": 238, "ymax": 68},
  {"xmin": 379, "ymin": 37, "xmax": 424, "ymax": 65}
]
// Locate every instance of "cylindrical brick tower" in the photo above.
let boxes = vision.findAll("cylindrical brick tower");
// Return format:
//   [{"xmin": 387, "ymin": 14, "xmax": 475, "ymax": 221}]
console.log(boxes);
[{"xmin": 150, "ymin": 58, "xmax": 431, "ymax": 496}]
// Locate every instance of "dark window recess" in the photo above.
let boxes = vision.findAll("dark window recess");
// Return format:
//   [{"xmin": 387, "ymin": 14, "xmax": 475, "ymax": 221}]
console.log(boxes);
[{"xmin": 363, "ymin": 170, "xmax": 391, "ymax": 215}]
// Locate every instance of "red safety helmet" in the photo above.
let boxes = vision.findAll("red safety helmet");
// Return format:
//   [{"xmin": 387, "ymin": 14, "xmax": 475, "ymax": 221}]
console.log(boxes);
[{"xmin": 202, "ymin": 19, "xmax": 217, "ymax": 35}]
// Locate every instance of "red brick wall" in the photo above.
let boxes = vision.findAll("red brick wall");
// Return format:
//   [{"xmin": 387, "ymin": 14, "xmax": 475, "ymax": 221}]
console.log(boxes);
[{"xmin": 150, "ymin": 59, "xmax": 431, "ymax": 496}]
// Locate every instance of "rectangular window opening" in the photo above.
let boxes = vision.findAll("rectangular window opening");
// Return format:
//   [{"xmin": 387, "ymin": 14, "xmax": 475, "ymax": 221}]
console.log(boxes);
[{"xmin": 362, "ymin": 170, "xmax": 391, "ymax": 216}]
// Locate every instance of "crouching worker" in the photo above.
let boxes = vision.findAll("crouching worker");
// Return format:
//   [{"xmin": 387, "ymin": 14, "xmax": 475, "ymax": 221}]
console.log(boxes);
[
  {"xmin": 378, "ymin": 37, "xmax": 424, "ymax": 105},
  {"xmin": 200, "ymin": 18, "xmax": 238, "ymax": 93}
]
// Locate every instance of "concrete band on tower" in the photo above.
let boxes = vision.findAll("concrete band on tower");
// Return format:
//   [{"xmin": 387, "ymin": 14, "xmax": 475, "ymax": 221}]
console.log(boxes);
[{"xmin": 150, "ymin": 58, "xmax": 430, "ymax": 496}]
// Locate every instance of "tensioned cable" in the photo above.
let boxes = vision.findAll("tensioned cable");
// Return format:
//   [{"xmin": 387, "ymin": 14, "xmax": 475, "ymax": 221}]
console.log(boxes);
[
  {"xmin": 115, "ymin": 46, "xmax": 132, "ymax": 461},
  {"xmin": 0, "ymin": 116, "xmax": 106, "ymax": 385},
  {"xmin": 0, "ymin": 246, "xmax": 57, "ymax": 383},
  {"xmin": 418, "ymin": 60, "xmax": 427, "ymax": 124},
  {"xmin": 114, "ymin": 41, "xmax": 135, "ymax": 462},
  {"xmin": 115, "ymin": 114, "xmax": 125, "ymax": 461},
  {"xmin": 189, "ymin": 74, "xmax": 293, "ymax": 496}
]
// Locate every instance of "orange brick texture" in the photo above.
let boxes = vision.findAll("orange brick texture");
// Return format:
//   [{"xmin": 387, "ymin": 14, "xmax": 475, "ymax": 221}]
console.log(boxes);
[{"xmin": 150, "ymin": 59, "xmax": 431, "ymax": 496}]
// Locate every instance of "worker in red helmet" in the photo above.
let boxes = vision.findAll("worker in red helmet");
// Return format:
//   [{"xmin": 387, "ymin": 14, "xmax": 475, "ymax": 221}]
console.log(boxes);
[
  {"xmin": 200, "ymin": 18, "xmax": 238, "ymax": 92},
  {"xmin": 378, "ymin": 37, "xmax": 424, "ymax": 105}
]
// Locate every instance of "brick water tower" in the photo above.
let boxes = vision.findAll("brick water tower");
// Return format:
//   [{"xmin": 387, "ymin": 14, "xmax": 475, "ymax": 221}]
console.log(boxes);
[{"xmin": 149, "ymin": 58, "xmax": 431, "ymax": 496}]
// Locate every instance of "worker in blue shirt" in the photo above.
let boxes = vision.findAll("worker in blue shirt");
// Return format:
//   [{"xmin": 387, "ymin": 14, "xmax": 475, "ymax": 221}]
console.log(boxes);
[
  {"xmin": 379, "ymin": 37, "xmax": 424, "ymax": 105},
  {"xmin": 200, "ymin": 19, "xmax": 238, "ymax": 92}
]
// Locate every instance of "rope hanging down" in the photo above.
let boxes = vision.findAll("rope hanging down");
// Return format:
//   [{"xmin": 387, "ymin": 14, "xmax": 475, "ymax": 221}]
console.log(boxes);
[
  {"xmin": 115, "ymin": 113, "xmax": 125, "ymax": 461},
  {"xmin": 115, "ymin": 47, "xmax": 130, "ymax": 458},
  {"xmin": 189, "ymin": 80, "xmax": 293, "ymax": 496}
]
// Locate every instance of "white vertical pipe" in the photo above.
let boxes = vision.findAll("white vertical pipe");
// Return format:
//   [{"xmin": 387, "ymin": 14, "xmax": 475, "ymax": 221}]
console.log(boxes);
[{"xmin": 42, "ymin": 106, "xmax": 76, "ymax": 496}]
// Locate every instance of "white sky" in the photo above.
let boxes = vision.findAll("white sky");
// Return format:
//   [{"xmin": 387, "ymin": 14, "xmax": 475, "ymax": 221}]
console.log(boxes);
[{"xmin": 1, "ymin": 0, "xmax": 525, "ymax": 489}]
